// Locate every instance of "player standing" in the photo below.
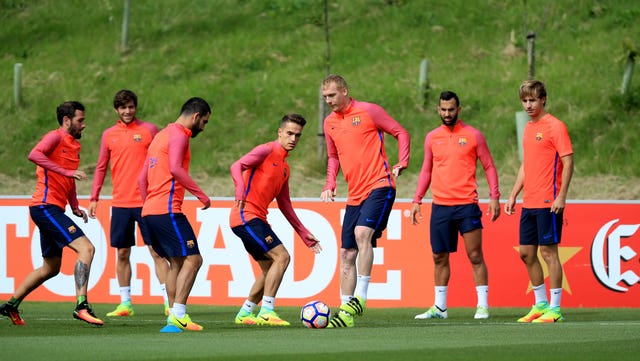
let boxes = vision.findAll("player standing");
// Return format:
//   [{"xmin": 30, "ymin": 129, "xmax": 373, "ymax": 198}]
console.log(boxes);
[
  {"xmin": 411, "ymin": 91, "xmax": 500, "ymax": 320},
  {"xmin": 89, "ymin": 90, "xmax": 169, "ymax": 317},
  {"xmin": 505, "ymin": 79, "xmax": 574, "ymax": 323}
]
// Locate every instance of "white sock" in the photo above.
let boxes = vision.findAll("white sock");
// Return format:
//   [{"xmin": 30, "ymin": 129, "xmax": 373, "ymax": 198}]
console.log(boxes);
[
  {"xmin": 160, "ymin": 284, "xmax": 168, "ymax": 305},
  {"xmin": 261, "ymin": 296, "xmax": 275, "ymax": 311},
  {"xmin": 355, "ymin": 275, "xmax": 370, "ymax": 301},
  {"xmin": 549, "ymin": 288, "xmax": 562, "ymax": 308},
  {"xmin": 532, "ymin": 283, "xmax": 548, "ymax": 305},
  {"xmin": 434, "ymin": 286, "xmax": 448, "ymax": 310},
  {"xmin": 172, "ymin": 303, "xmax": 186, "ymax": 318},
  {"xmin": 341, "ymin": 294, "xmax": 353, "ymax": 305},
  {"xmin": 119, "ymin": 286, "xmax": 131, "ymax": 304},
  {"xmin": 241, "ymin": 299, "xmax": 256, "ymax": 314},
  {"xmin": 476, "ymin": 285, "xmax": 488, "ymax": 308}
]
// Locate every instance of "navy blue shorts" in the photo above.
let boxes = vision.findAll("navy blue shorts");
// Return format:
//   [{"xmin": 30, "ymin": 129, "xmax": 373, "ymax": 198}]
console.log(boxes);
[
  {"xmin": 110, "ymin": 207, "xmax": 151, "ymax": 248},
  {"xmin": 143, "ymin": 213, "xmax": 199, "ymax": 258},
  {"xmin": 342, "ymin": 187, "xmax": 396, "ymax": 249},
  {"xmin": 232, "ymin": 218, "xmax": 283, "ymax": 261},
  {"xmin": 29, "ymin": 205, "xmax": 86, "ymax": 258},
  {"xmin": 519, "ymin": 208, "xmax": 563, "ymax": 246},
  {"xmin": 429, "ymin": 203, "xmax": 483, "ymax": 254}
]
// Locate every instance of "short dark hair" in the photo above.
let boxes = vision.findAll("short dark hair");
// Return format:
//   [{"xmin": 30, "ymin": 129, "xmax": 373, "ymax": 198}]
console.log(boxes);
[
  {"xmin": 439, "ymin": 91, "xmax": 460, "ymax": 107},
  {"xmin": 280, "ymin": 113, "xmax": 307, "ymax": 128},
  {"xmin": 56, "ymin": 101, "xmax": 85, "ymax": 125},
  {"xmin": 113, "ymin": 89, "xmax": 138, "ymax": 108},
  {"xmin": 180, "ymin": 97, "xmax": 211, "ymax": 117}
]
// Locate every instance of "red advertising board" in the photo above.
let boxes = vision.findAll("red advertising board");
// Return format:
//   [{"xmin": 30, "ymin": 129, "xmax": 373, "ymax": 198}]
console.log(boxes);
[{"xmin": 1, "ymin": 197, "xmax": 638, "ymax": 308}]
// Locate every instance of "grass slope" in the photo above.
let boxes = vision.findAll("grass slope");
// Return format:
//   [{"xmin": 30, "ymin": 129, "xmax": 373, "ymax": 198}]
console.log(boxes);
[
  {"xmin": 1, "ymin": 0, "xmax": 639, "ymax": 199},
  {"xmin": 1, "ymin": 303, "xmax": 640, "ymax": 361}
]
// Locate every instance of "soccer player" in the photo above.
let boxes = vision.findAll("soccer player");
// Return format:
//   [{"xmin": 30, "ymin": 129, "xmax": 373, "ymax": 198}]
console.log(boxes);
[
  {"xmin": 138, "ymin": 97, "xmax": 212, "ymax": 331},
  {"xmin": 230, "ymin": 114, "xmax": 322, "ymax": 326},
  {"xmin": 89, "ymin": 90, "xmax": 169, "ymax": 317},
  {"xmin": 0, "ymin": 101, "xmax": 103, "ymax": 326},
  {"xmin": 320, "ymin": 74, "xmax": 410, "ymax": 327},
  {"xmin": 411, "ymin": 91, "xmax": 500, "ymax": 320},
  {"xmin": 505, "ymin": 80, "xmax": 574, "ymax": 323}
]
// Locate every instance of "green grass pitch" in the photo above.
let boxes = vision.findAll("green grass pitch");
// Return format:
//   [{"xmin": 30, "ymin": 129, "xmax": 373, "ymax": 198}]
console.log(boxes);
[{"xmin": 2, "ymin": 302, "xmax": 639, "ymax": 361}]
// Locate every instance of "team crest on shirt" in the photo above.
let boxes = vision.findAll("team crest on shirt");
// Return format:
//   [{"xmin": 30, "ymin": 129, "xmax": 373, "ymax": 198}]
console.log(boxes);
[
  {"xmin": 265, "ymin": 235, "xmax": 273, "ymax": 244},
  {"xmin": 458, "ymin": 137, "xmax": 467, "ymax": 146},
  {"xmin": 68, "ymin": 225, "xmax": 77, "ymax": 234},
  {"xmin": 536, "ymin": 132, "xmax": 543, "ymax": 141},
  {"xmin": 133, "ymin": 134, "xmax": 142, "ymax": 142},
  {"xmin": 351, "ymin": 117, "xmax": 361, "ymax": 126},
  {"xmin": 186, "ymin": 240, "xmax": 195, "ymax": 248}
]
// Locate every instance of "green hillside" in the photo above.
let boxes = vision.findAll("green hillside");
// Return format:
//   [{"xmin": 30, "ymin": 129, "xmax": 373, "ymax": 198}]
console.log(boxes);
[{"xmin": 1, "ymin": 0, "xmax": 639, "ymax": 199}]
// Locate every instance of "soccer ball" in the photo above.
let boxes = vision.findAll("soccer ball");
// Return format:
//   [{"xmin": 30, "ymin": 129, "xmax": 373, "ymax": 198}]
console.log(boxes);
[{"xmin": 300, "ymin": 300, "xmax": 330, "ymax": 328}]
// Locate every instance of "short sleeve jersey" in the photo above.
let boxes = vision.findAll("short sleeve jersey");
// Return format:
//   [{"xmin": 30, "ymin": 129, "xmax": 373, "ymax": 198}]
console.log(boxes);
[
  {"xmin": 141, "ymin": 123, "xmax": 191, "ymax": 216},
  {"xmin": 30, "ymin": 129, "xmax": 80, "ymax": 210},
  {"xmin": 413, "ymin": 121, "xmax": 500, "ymax": 205},
  {"xmin": 522, "ymin": 113, "xmax": 573, "ymax": 208},
  {"xmin": 324, "ymin": 99, "xmax": 408, "ymax": 205},
  {"xmin": 91, "ymin": 119, "xmax": 158, "ymax": 207},
  {"xmin": 229, "ymin": 141, "xmax": 289, "ymax": 227}
]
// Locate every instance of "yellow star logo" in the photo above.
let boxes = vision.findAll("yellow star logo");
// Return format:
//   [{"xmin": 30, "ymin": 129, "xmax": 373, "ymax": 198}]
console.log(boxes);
[{"xmin": 514, "ymin": 246, "xmax": 582, "ymax": 294}]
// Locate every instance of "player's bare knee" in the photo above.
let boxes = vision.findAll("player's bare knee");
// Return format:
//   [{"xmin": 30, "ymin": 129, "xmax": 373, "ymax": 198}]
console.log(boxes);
[
  {"xmin": 341, "ymin": 248, "xmax": 357, "ymax": 263},
  {"xmin": 467, "ymin": 251, "xmax": 484, "ymax": 265},
  {"xmin": 187, "ymin": 254, "xmax": 203, "ymax": 269}
]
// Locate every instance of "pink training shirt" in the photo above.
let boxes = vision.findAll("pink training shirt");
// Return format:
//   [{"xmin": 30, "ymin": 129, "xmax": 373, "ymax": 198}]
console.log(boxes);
[
  {"xmin": 522, "ymin": 113, "xmax": 573, "ymax": 208},
  {"xmin": 229, "ymin": 141, "xmax": 314, "ymax": 246},
  {"xmin": 413, "ymin": 121, "xmax": 500, "ymax": 205},
  {"xmin": 29, "ymin": 128, "xmax": 81, "ymax": 210},
  {"xmin": 323, "ymin": 99, "xmax": 410, "ymax": 206},
  {"xmin": 91, "ymin": 118, "xmax": 158, "ymax": 207},
  {"xmin": 139, "ymin": 123, "xmax": 209, "ymax": 216}
]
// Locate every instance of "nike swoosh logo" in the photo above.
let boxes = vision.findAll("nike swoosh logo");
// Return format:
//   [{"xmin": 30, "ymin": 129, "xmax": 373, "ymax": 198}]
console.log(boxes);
[
  {"xmin": 176, "ymin": 318, "xmax": 188, "ymax": 327},
  {"xmin": 259, "ymin": 315, "xmax": 270, "ymax": 321},
  {"xmin": 365, "ymin": 218, "xmax": 375, "ymax": 223}
]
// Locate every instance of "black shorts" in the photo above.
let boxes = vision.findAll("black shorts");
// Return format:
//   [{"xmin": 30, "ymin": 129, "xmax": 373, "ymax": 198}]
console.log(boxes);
[
  {"xmin": 143, "ymin": 213, "xmax": 200, "ymax": 258},
  {"xmin": 429, "ymin": 203, "xmax": 483, "ymax": 254},
  {"xmin": 519, "ymin": 208, "xmax": 563, "ymax": 246},
  {"xmin": 110, "ymin": 207, "xmax": 151, "ymax": 248},
  {"xmin": 29, "ymin": 205, "xmax": 86, "ymax": 257},
  {"xmin": 341, "ymin": 187, "xmax": 396, "ymax": 249},
  {"xmin": 232, "ymin": 218, "xmax": 283, "ymax": 261}
]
